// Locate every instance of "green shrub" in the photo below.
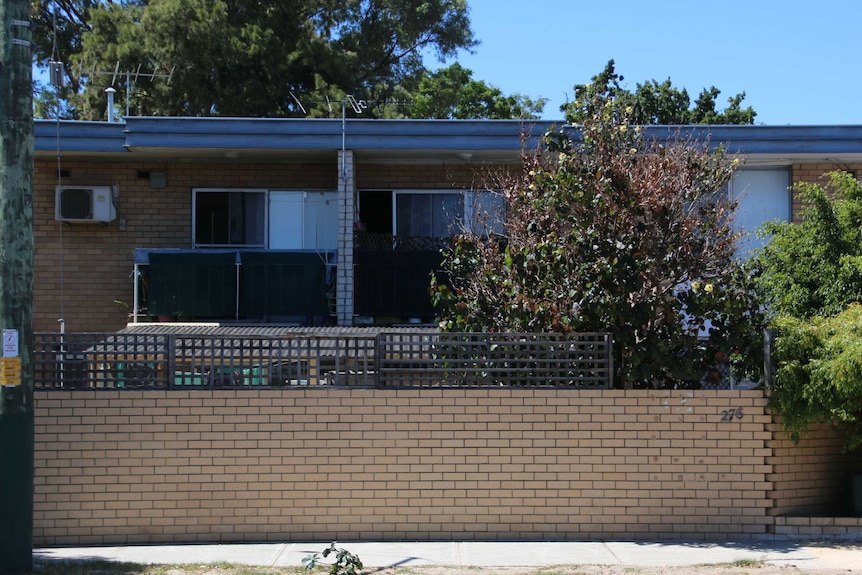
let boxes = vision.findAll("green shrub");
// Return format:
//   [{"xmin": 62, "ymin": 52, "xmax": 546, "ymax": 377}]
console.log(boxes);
[
  {"xmin": 302, "ymin": 543, "xmax": 363, "ymax": 575},
  {"xmin": 771, "ymin": 304, "xmax": 862, "ymax": 450},
  {"xmin": 433, "ymin": 66, "xmax": 765, "ymax": 388}
]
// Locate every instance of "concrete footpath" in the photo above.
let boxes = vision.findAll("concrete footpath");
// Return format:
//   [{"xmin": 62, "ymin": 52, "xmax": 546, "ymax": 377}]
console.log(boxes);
[{"xmin": 33, "ymin": 540, "xmax": 862, "ymax": 570}]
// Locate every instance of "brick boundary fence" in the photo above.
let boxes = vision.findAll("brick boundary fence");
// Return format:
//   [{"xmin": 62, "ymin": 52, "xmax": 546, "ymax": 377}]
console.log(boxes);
[{"xmin": 33, "ymin": 389, "xmax": 862, "ymax": 544}]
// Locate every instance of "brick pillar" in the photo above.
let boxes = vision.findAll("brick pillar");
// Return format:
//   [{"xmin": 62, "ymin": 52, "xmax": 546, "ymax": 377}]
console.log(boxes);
[{"xmin": 337, "ymin": 150, "xmax": 355, "ymax": 326}]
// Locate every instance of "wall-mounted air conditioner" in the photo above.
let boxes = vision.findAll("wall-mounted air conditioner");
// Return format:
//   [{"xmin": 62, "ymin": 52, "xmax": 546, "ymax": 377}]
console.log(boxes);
[{"xmin": 55, "ymin": 185, "xmax": 116, "ymax": 223}]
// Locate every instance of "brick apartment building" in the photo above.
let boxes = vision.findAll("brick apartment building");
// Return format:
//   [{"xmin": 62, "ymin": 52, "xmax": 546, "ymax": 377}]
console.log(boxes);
[
  {"xmin": 35, "ymin": 119, "xmax": 862, "ymax": 333},
  {"xmin": 30, "ymin": 118, "xmax": 862, "ymax": 544}
]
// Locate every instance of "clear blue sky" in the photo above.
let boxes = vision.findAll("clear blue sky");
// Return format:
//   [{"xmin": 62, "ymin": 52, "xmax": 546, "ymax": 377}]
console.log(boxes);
[{"xmin": 436, "ymin": 0, "xmax": 860, "ymax": 124}]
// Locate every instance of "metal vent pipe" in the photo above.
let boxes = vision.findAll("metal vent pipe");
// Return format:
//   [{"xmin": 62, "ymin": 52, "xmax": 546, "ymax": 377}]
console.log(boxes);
[{"xmin": 105, "ymin": 87, "xmax": 116, "ymax": 122}]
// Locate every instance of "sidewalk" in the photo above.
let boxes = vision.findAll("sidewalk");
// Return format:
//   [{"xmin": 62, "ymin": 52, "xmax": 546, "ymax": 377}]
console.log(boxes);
[{"xmin": 33, "ymin": 540, "xmax": 862, "ymax": 570}]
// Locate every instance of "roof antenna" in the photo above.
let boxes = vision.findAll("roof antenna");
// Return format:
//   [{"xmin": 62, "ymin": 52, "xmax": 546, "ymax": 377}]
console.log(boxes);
[
  {"xmin": 290, "ymin": 92, "xmax": 306, "ymax": 115},
  {"xmin": 347, "ymin": 95, "xmax": 367, "ymax": 114}
]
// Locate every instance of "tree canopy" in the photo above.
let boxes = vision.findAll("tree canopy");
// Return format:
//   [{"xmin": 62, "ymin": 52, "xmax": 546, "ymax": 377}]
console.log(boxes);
[
  {"xmin": 433, "ymin": 70, "xmax": 764, "ymax": 388},
  {"xmin": 32, "ymin": 0, "xmax": 482, "ymax": 119},
  {"xmin": 36, "ymin": 8, "xmax": 761, "ymax": 123},
  {"xmin": 33, "ymin": 8, "xmax": 757, "ymax": 123},
  {"xmin": 563, "ymin": 60, "xmax": 757, "ymax": 125},
  {"xmin": 406, "ymin": 63, "xmax": 545, "ymax": 119}
]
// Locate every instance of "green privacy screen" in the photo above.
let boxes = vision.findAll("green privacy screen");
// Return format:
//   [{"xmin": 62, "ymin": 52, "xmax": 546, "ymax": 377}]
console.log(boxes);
[
  {"xmin": 239, "ymin": 251, "xmax": 333, "ymax": 320},
  {"xmin": 147, "ymin": 251, "xmax": 237, "ymax": 318},
  {"xmin": 145, "ymin": 250, "xmax": 333, "ymax": 321}
]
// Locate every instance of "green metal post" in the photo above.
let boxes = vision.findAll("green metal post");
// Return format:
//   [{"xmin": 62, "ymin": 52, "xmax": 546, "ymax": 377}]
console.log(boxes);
[{"xmin": 0, "ymin": 0, "xmax": 35, "ymax": 573}]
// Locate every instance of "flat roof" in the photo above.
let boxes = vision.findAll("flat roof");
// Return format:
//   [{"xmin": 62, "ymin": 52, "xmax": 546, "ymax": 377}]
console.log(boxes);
[{"xmin": 34, "ymin": 118, "xmax": 862, "ymax": 164}]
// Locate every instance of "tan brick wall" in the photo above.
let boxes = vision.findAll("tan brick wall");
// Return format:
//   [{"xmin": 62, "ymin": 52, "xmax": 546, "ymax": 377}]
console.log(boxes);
[
  {"xmin": 772, "ymin": 515, "xmax": 862, "ymax": 538},
  {"xmin": 791, "ymin": 163, "xmax": 862, "ymax": 223},
  {"xmin": 34, "ymin": 389, "xmax": 776, "ymax": 545},
  {"xmin": 356, "ymin": 163, "xmax": 515, "ymax": 191},
  {"xmin": 766, "ymin": 419, "xmax": 861, "ymax": 517}
]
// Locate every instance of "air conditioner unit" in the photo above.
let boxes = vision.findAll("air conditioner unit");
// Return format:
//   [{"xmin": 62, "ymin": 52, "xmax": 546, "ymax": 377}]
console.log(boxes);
[{"xmin": 55, "ymin": 185, "xmax": 116, "ymax": 222}]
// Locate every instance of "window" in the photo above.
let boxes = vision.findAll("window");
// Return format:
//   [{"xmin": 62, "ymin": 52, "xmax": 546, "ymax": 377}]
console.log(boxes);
[
  {"xmin": 268, "ymin": 190, "xmax": 338, "ymax": 250},
  {"xmin": 396, "ymin": 192, "xmax": 464, "ymax": 237},
  {"xmin": 465, "ymin": 190, "xmax": 506, "ymax": 235},
  {"xmin": 729, "ymin": 169, "xmax": 791, "ymax": 257},
  {"xmin": 389, "ymin": 189, "xmax": 505, "ymax": 238},
  {"xmin": 193, "ymin": 188, "xmax": 267, "ymax": 248}
]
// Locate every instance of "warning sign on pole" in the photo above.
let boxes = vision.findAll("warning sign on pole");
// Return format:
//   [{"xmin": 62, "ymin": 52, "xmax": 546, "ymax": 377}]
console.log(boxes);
[
  {"xmin": 1, "ymin": 330, "xmax": 21, "ymax": 386},
  {"xmin": 3, "ymin": 328, "xmax": 19, "ymax": 357},
  {"xmin": 1, "ymin": 357, "xmax": 21, "ymax": 386}
]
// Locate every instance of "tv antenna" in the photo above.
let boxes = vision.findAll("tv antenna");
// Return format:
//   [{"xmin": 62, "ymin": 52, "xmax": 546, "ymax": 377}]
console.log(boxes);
[{"xmin": 78, "ymin": 61, "xmax": 174, "ymax": 118}]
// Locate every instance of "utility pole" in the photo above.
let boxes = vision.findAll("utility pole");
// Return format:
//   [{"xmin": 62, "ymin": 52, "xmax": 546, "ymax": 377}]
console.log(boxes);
[{"xmin": 0, "ymin": 0, "xmax": 35, "ymax": 572}]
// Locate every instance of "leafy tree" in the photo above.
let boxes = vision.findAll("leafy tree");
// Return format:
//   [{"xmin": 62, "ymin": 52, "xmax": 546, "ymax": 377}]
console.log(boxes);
[
  {"xmin": 751, "ymin": 172, "xmax": 862, "ymax": 450},
  {"xmin": 38, "ymin": 0, "xmax": 477, "ymax": 119},
  {"xmin": 563, "ymin": 60, "xmax": 756, "ymax": 125},
  {"xmin": 32, "ymin": 0, "xmax": 92, "ymax": 70},
  {"xmin": 31, "ymin": 0, "xmax": 100, "ymax": 118},
  {"xmin": 753, "ymin": 171, "xmax": 862, "ymax": 319},
  {"xmin": 77, "ymin": 1, "xmax": 151, "ymax": 117},
  {"xmin": 433, "ymin": 69, "xmax": 765, "ymax": 388},
  {"xmin": 406, "ymin": 63, "xmax": 545, "ymax": 119}
]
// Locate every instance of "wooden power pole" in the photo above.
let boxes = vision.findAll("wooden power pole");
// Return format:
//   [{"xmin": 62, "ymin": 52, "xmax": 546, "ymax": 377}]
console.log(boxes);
[{"xmin": 0, "ymin": 0, "xmax": 35, "ymax": 572}]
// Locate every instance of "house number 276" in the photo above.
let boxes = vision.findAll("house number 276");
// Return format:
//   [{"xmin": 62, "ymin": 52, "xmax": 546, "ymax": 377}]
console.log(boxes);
[{"xmin": 720, "ymin": 407, "xmax": 744, "ymax": 422}]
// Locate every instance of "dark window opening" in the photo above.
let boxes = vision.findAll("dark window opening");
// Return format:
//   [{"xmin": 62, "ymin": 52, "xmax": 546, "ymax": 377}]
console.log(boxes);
[
  {"xmin": 358, "ymin": 190, "xmax": 393, "ymax": 234},
  {"xmin": 194, "ymin": 189, "xmax": 266, "ymax": 248}
]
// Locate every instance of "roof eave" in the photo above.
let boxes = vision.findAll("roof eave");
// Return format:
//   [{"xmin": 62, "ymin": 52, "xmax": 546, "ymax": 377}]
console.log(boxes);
[{"xmin": 34, "ymin": 118, "xmax": 862, "ymax": 163}]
